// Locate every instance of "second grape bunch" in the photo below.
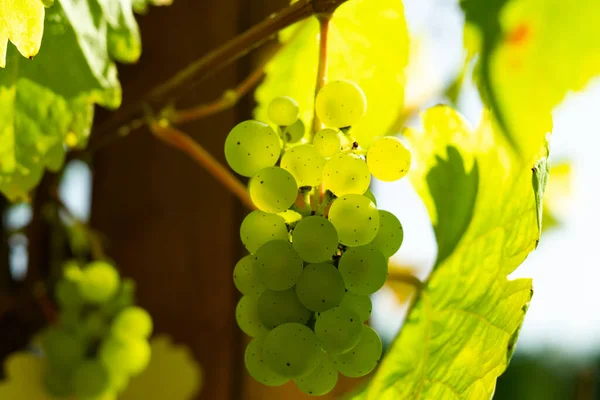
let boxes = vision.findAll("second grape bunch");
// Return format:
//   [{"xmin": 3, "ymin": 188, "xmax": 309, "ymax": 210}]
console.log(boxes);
[{"xmin": 226, "ymin": 80, "xmax": 411, "ymax": 396}]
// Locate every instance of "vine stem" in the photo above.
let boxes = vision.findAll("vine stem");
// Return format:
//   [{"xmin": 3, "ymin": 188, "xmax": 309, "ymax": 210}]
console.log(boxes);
[
  {"xmin": 312, "ymin": 15, "xmax": 332, "ymax": 137},
  {"xmin": 149, "ymin": 122, "xmax": 256, "ymax": 210},
  {"xmin": 96, "ymin": 0, "xmax": 348, "ymax": 139}
]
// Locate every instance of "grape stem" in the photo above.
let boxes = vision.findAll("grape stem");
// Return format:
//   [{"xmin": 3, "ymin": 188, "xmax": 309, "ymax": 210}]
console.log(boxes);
[
  {"xmin": 149, "ymin": 122, "xmax": 256, "ymax": 210},
  {"xmin": 311, "ymin": 14, "xmax": 332, "ymax": 138},
  {"xmin": 316, "ymin": 190, "xmax": 333, "ymax": 216},
  {"xmin": 95, "ymin": 0, "xmax": 348, "ymax": 141}
]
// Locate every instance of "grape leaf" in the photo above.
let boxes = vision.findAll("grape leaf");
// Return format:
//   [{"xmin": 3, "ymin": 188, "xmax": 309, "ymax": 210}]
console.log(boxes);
[
  {"xmin": 461, "ymin": 0, "xmax": 600, "ymax": 161},
  {"xmin": 0, "ymin": 0, "xmax": 145, "ymax": 201},
  {"xmin": 0, "ymin": 352, "xmax": 53, "ymax": 399},
  {"xmin": 0, "ymin": 0, "xmax": 46, "ymax": 68},
  {"xmin": 255, "ymin": 0, "xmax": 409, "ymax": 147},
  {"xmin": 120, "ymin": 335, "xmax": 203, "ymax": 400},
  {"xmin": 359, "ymin": 106, "xmax": 547, "ymax": 399}
]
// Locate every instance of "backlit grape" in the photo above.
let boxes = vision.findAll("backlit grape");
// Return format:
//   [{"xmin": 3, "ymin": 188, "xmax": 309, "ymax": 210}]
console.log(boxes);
[{"xmin": 224, "ymin": 120, "xmax": 281, "ymax": 177}]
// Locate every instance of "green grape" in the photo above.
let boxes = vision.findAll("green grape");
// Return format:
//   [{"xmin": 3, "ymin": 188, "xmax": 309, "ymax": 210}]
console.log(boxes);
[
  {"xmin": 240, "ymin": 210, "xmax": 289, "ymax": 254},
  {"xmin": 328, "ymin": 194, "xmax": 379, "ymax": 246},
  {"xmin": 295, "ymin": 263, "xmax": 345, "ymax": 312},
  {"xmin": 254, "ymin": 240, "xmax": 303, "ymax": 291},
  {"xmin": 363, "ymin": 189, "xmax": 377, "ymax": 206},
  {"xmin": 82, "ymin": 311, "xmax": 108, "ymax": 338},
  {"xmin": 371, "ymin": 210, "xmax": 404, "ymax": 257},
  {"xmin": 313, "ymin": 128, "xmax": 342, "ymax": 158},
  {"xmin": 323, "ymin": 153, "xmax": 370, "ymax": 196},
  {"xmin": 333, "ymin": 325, "xmax": 382, "ymax": 377},
  {"xmin": 111, "ymin": 306, "xmax": 153, "ymax": 340},
  {"xmin": 55, "ymin": 278, "xmax": 84, "ymax": 309},
  {"xmin": 294, "ymin": 350, "xmax": 338, "ymax": 396},
  {"xmin": 234, "ymin": 255, "xmax": 266, "ymax": 297},
  {"xmin": 292, "ymin": 216, "xmax": 338, "ymax": 263},
  {"xmin": 99, "ymin": 336, "xmax": 151, "ymax": 376},
  {"xmin": 366, "ymin": 136, "xmax": 411, "ymax": 182},
  {"xmin": 43, "ymin": 368, "xmax": 72, "ymax": 397},
  {"xmin": 101, "ymin": 278, "xmax": 135, "ymax": 316},
  {"xmin": 280, "ymin": 144, "xmax": 325, "ymax": 187},
  {"xmin": 72, "ymin": 360, "xmax": 111, "ymax": 398},
  {"xmin": 339, "ymin": 292, "xmax": 372, "ymax": 322},
  {"xmin": 258, "ymin": 289, "xmax": 310, "ymax": 329},
  {"xmin": 314, "ymin": 306, "xmax": 363, "ymax": 354},
  {"xmin": 268, "ymin": 96, "xmax": 299, "ymax": 126},
  {"xmin": 62, "ymin": 260, "xmax": 83, "ymax": 280},
  {"xmin": 41, "ymin": 328, "xmax": 86, "ymax": 370},
  {"xmin": 278, "ymin": 209, "xmax": 303, "ymax": 224},
  {"xmin": 315, "ymin": 80, "xmax": 367, "ymax": 128},
  {"xmin": 78, "ymin": 261, "xmax": 120, "ymax": 304},
  {"xmin": 283, "ymin": 118, "xmax": 305, "ymax": 143},
  {"xmin": 262, "ymin": 323, "xmax": 320, "ymax": 378},
  {"xmin": 245, "ymin": 336, "xmax": 289, "ymax": 386},
  {"xmin": 236, "ymin": 295, "xmax": 269, "ymax": 337},
  {"xmin": 249, "ymin": 167, "xmax": 298, "ymax": 213},
  {"xmin": 224, "ymin": 120, "xmax": 282, "ymax": 177},
  {"xmin": 338, "ymin": 245, "xmax": 387, "ymax": 295}
]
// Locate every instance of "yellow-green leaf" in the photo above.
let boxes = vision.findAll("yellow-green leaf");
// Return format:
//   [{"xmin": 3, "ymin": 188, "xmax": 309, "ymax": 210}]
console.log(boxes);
[
  {"xmin": 359, "ymin": 106, "xmax": 546, "ymax": 399},
  {"xmin": 0, "ymin": 352, "xmax": 54, "ymax": 399},
  {"xmin": 0, "ymin": 0, "xmax": 45, "ymax": 68},
  {"xmin": 120, "ymin": 335, "xmax": 203, "ymax": 400},
  {"xmin": 255, "ymin": 0, "xmax": 409, "ymax": 146}
]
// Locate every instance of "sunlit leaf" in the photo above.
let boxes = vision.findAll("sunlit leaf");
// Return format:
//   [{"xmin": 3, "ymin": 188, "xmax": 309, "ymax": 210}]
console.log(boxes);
[
  {"xmin": 255, "ymin": 0, "xmax": 409, "ymax": 146},
  {"xmin": 358, "ymin": 106, "xmax": 546, "ymax": 399},
  {"xmin": 0, "ymin": 0, "xmax": 46, "ymax": 68},
  {"xmin": 541, "ymin": 161, "xmax": 572, "ymax": 233},
  {"xmin": 0, "ymin": 0, "xmax": 144, "ymax": 201},
  {"xmin": 120, "ymin": 335, "xmax": 203, "ymax": 400},
  {"xmin": 462, "ymin": 0, "xmax": 600, "ymax": 161}
]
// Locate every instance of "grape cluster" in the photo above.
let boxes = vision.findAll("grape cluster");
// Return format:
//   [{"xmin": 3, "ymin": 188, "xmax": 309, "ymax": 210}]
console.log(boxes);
[
  {"xmin": 226, "ymin": 80, "xmax": 411, "ymax": 396},
  {"xmin": 41, "ymin": 260, "xmax": 153, "ymax": 399}
]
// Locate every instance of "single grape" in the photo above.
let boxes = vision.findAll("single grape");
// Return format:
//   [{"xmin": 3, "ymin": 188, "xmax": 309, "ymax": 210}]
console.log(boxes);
[
  {"xmin": 258, "ymin": 289, "xmax": 310, "ymax": 329},
  {"xmin": 43, "ymin": 368, "xmax": 72, "ymax": 397},
  {"xmin": 234, "ymin": 255, "xmax": 266, "ymax": 297},
  {"xmin": 111, "ymin": 306, "xmax": 153, "ymax": 340},
  {"xmin": 313, "ymin": 128, "xmax": 342, "ymax": 158},
  {"xmin": 82, "ymin": 311, "xmax": 108, "ymax": 338},
  {"xmin": 268, "ymin": 96, "xmax": 299, "ymax": 126},
  {"xmin": 240, "ymin": 210, "xmax": 289, "ymax": 254},
  {"xmin": 315, "ymin": 80, "xmax": 367, "ymax": 128},
  {"xmin": 363, "ymin": 189, "xmax": 377, "ymax": 206},
  {"xmin": 236, "ymin": 295, "xmax": 269, "ymax": 337},
  {"xmin": 283, "ymin": 118, "xmax": 305, "ymax": 143},
  {"xmin": 78, "ymin": 261, "xmax": 120, "ymax": 304},
  {"xmin": 99, "ymin": 336, "xmax": 151, "ymax": 376},
  {"xmin": 55, "ymin": 278, "xmax": 84, "ymax": 309},
  {"xmin": 294, "ymin": 350, "xmax": 338, "ymax": 396},
  {"xmin": 371, "ymin": 210, "xmax": 404, "ymax": 257},
  {"xmin": 224, "ymin": 120, "xmax": 281, "ymax": 177},
  {"xmin": 249, "ymin": 167, "xmax": 298, "ymax": 213},
  {"xmin": 323, "ymin": 153, "xmax": 370, "ymax": 196},
  {"xmin": 295, "ymin": 263, "xmax": 345, "ymax": 312},
  {"xmin": 280, "ymin": 144, "xmax": 325, "ymax": 187},
  {"xmin": 101, "ymin": 278, "xmax": 135, "ymax": 316},
  {"xmin": 72, "ymin": 360, "xmax": 111, "ymax": 398},
  {"xmin": 333, "ymin": 325, "xmax": 382, "ymax": 377},
  {"xmin": 338, "ymin": 245, "xmax": 387, "ymax": 295},
  {"xmin": 245, "ymin": 336, "xmax": 289, "ymax": 386},
  {"xmin": 292, "ymin": 216, "xmax": 338, "ymax": 263},
  {"xmin": 278, "ymin": 209, "xmax": 303, "ymax": 224},
  {"xmin": 339, "ymin": 292, "xmax": 372, "ymax": 322},
  {"xmin": 314, "ymin": 306, "xmax": 363, "ymax": 354},
  {"xmin": 254, "ymin": 240, "xmax": 303, "ymax": 291},
  {"xmin": 328, "ymin": 194, "xmax": 379, "ymax": 246},
  {"xmin": 262, "ymin": 323, "xmax": 320, "ymax": 378},
  {"xmin": 366, "ymin": 136, "xmax": 411, "ymax": 182},
  {"xmin": 41, "ymin": 328, "xmax": 86, "ymax": 370}
]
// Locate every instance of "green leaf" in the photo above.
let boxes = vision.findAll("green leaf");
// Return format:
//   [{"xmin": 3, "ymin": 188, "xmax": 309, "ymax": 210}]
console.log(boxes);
[
  {"xmin": 462, "ymin": 0, "xmax": 600, "ymax": 161},
  {"xmin": 255, "ymin": 0, "xmax": 409, "ymax": 146},
  {"xmin": 0, "ymin": 0, "xmax": 46, "ymax": 68},
  {"xmin": 360, "ymin": 106, "xmax": 545, "ymax": 399},
  {"xmin": 531, "ymin": 155, "xmax": 549, "ymax": 240},
  {"xmin": 0, "ymin": 0, "xmax": 144, "ymax": 201}
]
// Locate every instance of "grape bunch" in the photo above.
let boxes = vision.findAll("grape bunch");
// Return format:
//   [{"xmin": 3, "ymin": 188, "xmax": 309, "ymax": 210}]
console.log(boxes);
[
  {"xmin": 40, "ymin": 260, "xmax": 153, "ymax": 400},
  {"xmin": 226, "ymin": 80, "xmax": 411, "ymax": 396}
]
